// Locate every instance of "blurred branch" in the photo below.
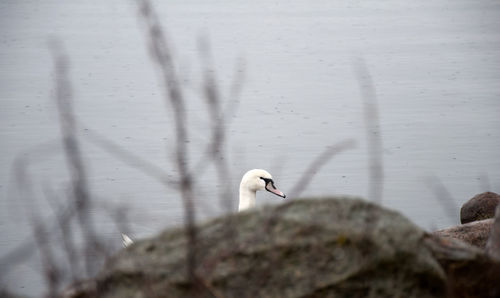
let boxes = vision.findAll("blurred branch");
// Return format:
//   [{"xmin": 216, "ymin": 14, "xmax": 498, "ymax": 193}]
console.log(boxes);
[
  {"xmin": 197, "ymin": 37, "xmax": 233, "ymax": 211},
  {"xmin": 0, "ymin": 201, "xmax": 77, "ymax": 276},
  {"xmin": 136, "ymin": 0, "xmax": 198, "ymax": 286},
  {"xmin": 353, "ymin": 58, "xmax": 384, "ymax": 204},
  {"xmin": 50, "ymin": 39, "xmax": 102, "ymax": 275},
  {"xmin": 5, "ymin": 139, "xmax": 61, "ymax": 219},
  {"xmin": 83, "ymin": 128, "xmax": 177, "ymax": 187},
  {"xmin": 425, "ymin": 177, "xmax": 458, "ymax": 223},
  {"xmin": 42, "ymin": 184, "xmax": 79, "ymax": 281},
  {"xmin": 2, "ymin": 156, "xmax": 83, "ymax": 274},
  {"xmin": 32, "ymin": 216, "xmax": 61, "ymax": 298},
  {"xmin": 190, "ymin": 42, "xmax": 244, "ymax": 190},
  {"xmin": 289, "ymin": 139, "xmax": 356, "ymax": 198},
  {"xmin": 13, "ymin": 156, "xmax": 62, "ymax": 297}
]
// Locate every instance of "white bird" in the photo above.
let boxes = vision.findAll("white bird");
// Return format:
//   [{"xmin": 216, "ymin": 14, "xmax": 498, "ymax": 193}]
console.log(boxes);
[
  {"xmin": 122, "ymin": 169, "xmax": 285, "ymax": 247},
  {"xmin": 238, "ymin": 169, "xmax": 286, "ymax": 211}
]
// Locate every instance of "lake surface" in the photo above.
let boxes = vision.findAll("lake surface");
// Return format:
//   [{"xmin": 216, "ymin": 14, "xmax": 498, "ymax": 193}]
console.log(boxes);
[{"xmin": 1, "ymin": 0, "xmax": 500, "ymax": 295}]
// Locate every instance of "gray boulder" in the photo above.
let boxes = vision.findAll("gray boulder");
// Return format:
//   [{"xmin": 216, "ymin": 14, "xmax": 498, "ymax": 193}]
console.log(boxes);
[
  {"xmin": 460, "ymin": 192, "xmax": 500, "ymax": 224},
  {"xmin": 66, "ymin": 197, "xmax": 500, "ymax": 298},
  {"xmin": 67, "ymin": 197, "xmax": 447, "ymax": 298}
]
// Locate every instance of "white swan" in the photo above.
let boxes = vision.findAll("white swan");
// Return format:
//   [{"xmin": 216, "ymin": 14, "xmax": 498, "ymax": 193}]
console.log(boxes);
[
  {"xmin": 122, "ymin": 169, "xmax": 285, "ymax": 247},
  {"xmin": 238, "ymin": 169, "xmax": 286, "ymax": 211}
]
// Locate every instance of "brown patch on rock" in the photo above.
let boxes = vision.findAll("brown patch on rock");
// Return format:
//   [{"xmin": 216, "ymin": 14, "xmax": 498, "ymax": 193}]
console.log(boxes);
[
  {"xmin": 434, "ymin": 218, "xmax": 493, "ymax": 248},
  {"xmin": 425, "ymin": 235, "xmax": 500, "ymax": 298},
  {"xmin": 460, "ymin": 192, "xmax": 500, "ymax": 224}
]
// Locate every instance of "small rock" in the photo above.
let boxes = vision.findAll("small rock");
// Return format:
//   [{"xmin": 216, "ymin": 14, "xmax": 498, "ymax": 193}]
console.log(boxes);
[
  {"xmin": 433, "ymin": 218, "xmax": 493, "ymax": 248},
  {"xmin": 460, "ymin": 192, "xmax": 500, "ymax": 224}
]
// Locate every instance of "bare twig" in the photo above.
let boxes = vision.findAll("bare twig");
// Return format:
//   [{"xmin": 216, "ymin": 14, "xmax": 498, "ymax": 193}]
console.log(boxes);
[
  {"xmin": 136, "ymin": 0, "xmax": 198, "ymax": 285},
  {"xmin": 42, "ymin": 184, "xmax": 80, "ymax": 281},
  {"xmin": 0, "ymin": 193, "xmax": 77, "ymax": 276},
  {"xmin": 289, "ymin": 139, "xmax": 356, "ymax": 198},
  {"xmin": 196, "ymin": 37, "xmax": 243, "ymax": 258},
  {"xmin": 5, "ymin": 139, "xmax": 61, "ymax": 221},
  {"xmin": 50, "ymin": 40, "xmax": 102, "ymax": 276},
  {"xmin": 353, "ymin": 58, "xmax": 384, "ymax": 204},
  {"xmin": 190, "ymin": 42, "xmax": 244, "ymax": 189},
  {"xmin": 198, "ymin": 37, "xmax": 233, "ymax": 211},
  {"xmin": 1, "ymin": 160, "xmax": 84, "ymax": 275},
  {"xmin": 14, "ymin": 157, "xmax": 62, "ymax": 297},
  {"xmin": 83, "ymin": 128, "xmax": 177, "ymax": 187},
  {"xmin": 425, "ymin": 177, "xmax": 459, "ymax": 223},
  {"xmin": 32, "ymin": 216, "xmax": 61, "ymax": 298}
]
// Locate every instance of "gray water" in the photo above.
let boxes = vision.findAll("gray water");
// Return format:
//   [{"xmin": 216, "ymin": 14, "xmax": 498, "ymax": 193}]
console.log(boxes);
[{"xmin": 1, "ymin": 0, "xmax": 500, "ymax": 295}]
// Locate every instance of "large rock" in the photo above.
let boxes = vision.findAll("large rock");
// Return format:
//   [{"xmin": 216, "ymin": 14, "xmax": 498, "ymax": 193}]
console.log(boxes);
[
  {"xmin": 66, "ymin": 197, "xmax": 500, "ymax": 298},
  {"xmin": 460, "ymin": 192, "xmax": 500, "ymax": 224},
  {"xmin": 433, "ymin": 218, "xmax": 493, "ymax": 248}
]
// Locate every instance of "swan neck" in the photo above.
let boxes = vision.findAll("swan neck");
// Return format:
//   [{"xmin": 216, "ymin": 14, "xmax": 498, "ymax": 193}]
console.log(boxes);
[{"xmin": 239, "ymin": 187, "xmax": 256, "ymax": 211}]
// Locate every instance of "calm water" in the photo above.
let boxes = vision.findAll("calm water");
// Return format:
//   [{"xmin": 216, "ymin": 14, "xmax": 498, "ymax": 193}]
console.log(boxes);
[{"xmin": 1, "ymin": 0, "xmax": 500, "ymax": 295}]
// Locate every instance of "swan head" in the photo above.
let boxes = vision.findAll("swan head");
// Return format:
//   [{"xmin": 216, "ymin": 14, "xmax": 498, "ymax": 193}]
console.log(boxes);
[{"xmin": 240, "ymin": 169, "xmax": 286, "ymax": 198}]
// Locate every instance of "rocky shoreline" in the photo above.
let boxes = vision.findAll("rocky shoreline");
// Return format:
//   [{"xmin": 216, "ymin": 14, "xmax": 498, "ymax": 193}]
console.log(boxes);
[
  {"xmin": 433, "ymin": 192, "xmax": 500, "ymax": 257},
  {"xmin": 63, "ymin": 193, "xmax": 500, "ymax": 298}
]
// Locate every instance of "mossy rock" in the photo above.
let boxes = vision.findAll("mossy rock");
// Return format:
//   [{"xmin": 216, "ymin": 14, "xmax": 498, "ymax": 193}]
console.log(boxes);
[{"xmin": 71, "ymin": 197, "xmax": 449, "ymax": 298}]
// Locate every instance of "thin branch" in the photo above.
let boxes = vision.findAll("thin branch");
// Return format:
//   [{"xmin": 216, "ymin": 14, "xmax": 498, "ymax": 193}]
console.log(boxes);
[
  {"xmin": 198, "ymin": 37, "xmax": 233, "ymax": 211},
  {"xmin": 425, "ymin": 177, "xmax": 459, "ymax": 223},
  {"xmin": 136, "ymin": 0, "xmax": 198, "ymax": 285},
  {"xmin": 32, "ymin": 216, "xmax": 61, "ymax": 298},
  {"xmin": 5, "ymin": 139, "xmax": 61, "ymax": 220},
  {"xmin": 289, "ymin": 139, "xmax": 356, "ymax": 198},
  {"xmin": 13, "ymin": 157, "xmax": 61, "ymax": 297},
  {"xmin": 50, "ymin": 39, "xmax": 104, "ymax": 276},
  {"xmin": 83, "ymin": 128, "xmax": 177, "ymax": 187},
  {"xmin": 42, "ymin": 184, "xmax": 80, "ymax": 281},
  {"xmin": 190, "ymin": 55, "xmax": 244, "ymax": 185},
  {"xmin": 1, "ymin": 157, "xmax": 81, "ymax": 273},
  {"xmin": 353, "ymin": 57, "xmax": 384, "ymax": 204}
]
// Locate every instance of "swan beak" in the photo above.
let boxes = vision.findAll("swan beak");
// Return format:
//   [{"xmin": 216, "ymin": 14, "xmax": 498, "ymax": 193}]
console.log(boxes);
[{"xmin": 265, "ymin": 181, "xmax": 286, "ymax": 198}]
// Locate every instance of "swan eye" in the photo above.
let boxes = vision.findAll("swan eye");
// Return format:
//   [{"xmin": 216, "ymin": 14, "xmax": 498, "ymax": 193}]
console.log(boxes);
[{"xmin": 259, "ymin": 177, "xmax": 273, "ymax": 184}]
